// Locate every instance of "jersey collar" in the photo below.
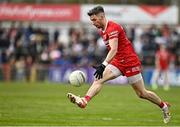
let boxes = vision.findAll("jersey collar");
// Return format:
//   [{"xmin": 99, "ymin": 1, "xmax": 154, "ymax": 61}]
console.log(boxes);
[{"xmin": 102, "ymin": 20, "xmax": 109, "ymax": 33}]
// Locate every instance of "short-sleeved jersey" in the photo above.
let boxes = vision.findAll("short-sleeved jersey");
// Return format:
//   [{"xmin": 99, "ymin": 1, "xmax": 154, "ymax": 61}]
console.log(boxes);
[{"xmin": 99, "ymin": 21, "xmax": 141, "ymax": 68}]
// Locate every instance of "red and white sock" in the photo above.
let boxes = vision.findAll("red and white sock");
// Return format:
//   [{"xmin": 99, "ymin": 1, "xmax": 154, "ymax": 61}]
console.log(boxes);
[
  {"xmin": 84, "ymin": 95, "xmax": 91, "ymax": 103},
  {"xmin": 159, "ymin": 102, "xmax": 168, "ymax": 109}
]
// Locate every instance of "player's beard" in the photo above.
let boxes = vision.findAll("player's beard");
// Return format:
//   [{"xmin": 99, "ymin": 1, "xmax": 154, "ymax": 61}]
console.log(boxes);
[
  {"xmin": 95, "ymin": 23, "xmax": 103, "ymax": 29},
  {"xmin": 96, "ymin": 25, "xmax": 101, "ymax": 29}
]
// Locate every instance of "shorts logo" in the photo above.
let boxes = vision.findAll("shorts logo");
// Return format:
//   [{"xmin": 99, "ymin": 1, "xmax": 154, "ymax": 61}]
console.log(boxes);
[
  {"xmin": 132, "ymin": 66, "xmax": 141, "ymax": 72},
  {"xmin": 126, "ymin": 66, "xmax": 141, "ymax": 73}
]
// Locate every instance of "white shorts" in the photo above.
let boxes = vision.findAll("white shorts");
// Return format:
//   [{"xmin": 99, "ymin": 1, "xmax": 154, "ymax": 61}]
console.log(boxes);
[{"xmin": 106, "ymin": 64, "xmax": 143, "ymax": 84}]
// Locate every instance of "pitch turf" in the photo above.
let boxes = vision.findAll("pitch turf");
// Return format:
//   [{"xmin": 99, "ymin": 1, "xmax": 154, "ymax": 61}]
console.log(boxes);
[{"xmin": 0, "ymin": 82, "xmax": 180, "ymax": 126}]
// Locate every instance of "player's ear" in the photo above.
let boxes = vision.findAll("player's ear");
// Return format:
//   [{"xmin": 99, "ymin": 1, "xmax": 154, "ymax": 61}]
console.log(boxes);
[{"xmin": 100, "ymin": 13, "xmax": 105, "ymax": 19}]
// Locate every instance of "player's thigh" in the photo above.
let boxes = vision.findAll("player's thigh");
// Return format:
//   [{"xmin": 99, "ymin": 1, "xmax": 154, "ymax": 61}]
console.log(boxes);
[
  {"xmin": 96, "ymin": 64, "xmax": 121, "ymax": 84},
  {"xmin": 129, "ymin": 73, "xmax": 146, "ymax": 93}
]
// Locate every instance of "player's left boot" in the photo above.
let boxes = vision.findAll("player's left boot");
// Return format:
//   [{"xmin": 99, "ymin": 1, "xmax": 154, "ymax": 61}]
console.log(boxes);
[
  {"xmin": 162, "ymin": 102, "xmax": 171, "ymax": 124},
  {"xmin": 67, "ymin": 93, "xmax": 87, "ymax": 108}
]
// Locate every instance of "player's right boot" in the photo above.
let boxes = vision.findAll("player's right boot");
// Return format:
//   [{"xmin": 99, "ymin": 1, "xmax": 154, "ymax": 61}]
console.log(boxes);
[
  {"xmin": 67, "ymin": 93, "xmax": 87, "ymax": 108},
  {"xmin": 162, "ymin": 102, "xmax": 171, "ymax": 124}
]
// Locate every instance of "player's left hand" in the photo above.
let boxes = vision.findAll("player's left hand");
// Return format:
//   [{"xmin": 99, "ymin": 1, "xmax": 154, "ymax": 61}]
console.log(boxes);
[{"xmin": 93, "ymin": 64, "xmax": 106, "ymax": 79}]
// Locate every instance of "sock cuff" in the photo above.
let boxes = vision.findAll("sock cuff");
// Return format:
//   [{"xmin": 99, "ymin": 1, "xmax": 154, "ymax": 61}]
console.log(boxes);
[
  {"xmin": 159, "ymin": 102, "xmax": 167, "ymax": 109},
  {"xmin": 85, "ymin": 95, "xmax": 91, "ymax": 102},
  {"xmin": 159, "ymin": 102, "xmax": 165, "ymax": 108}
]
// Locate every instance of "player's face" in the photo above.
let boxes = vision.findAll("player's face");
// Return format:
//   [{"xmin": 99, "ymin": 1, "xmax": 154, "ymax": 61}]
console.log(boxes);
[{"xmin": 90, "ymin": 14, "xmax": 103, "ymax": 29}]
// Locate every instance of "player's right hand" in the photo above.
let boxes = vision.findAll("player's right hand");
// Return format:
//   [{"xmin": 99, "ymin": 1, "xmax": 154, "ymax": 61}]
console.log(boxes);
[{"xmin": 93, "ymin": 64, "xmax": 106, "ymax": 79}]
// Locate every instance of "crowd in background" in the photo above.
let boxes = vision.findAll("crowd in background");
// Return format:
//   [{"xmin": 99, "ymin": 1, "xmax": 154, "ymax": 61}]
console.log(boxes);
[{"xmin": 0, "ymin": 22, "xmax": 179, "ymax": 82}]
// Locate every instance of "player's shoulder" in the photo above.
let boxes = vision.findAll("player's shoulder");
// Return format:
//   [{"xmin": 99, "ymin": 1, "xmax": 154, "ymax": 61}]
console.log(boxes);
[
  {"xmin": 107, "ymin": 20, "xmax": 123, "ymax": 31},
  {"xmin": 109, "ymin": 21, "xmax": 123, "ymax": 28},
  {"xmin": 108, "ymin": 20, "xmax": 119, "ymax": 26}
]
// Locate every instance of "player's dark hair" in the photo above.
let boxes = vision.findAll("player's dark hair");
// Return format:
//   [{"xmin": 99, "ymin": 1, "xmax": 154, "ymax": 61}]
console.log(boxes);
[{"xmin": 87, "ymin": 6, "xmax": 104, "ymax": 16}]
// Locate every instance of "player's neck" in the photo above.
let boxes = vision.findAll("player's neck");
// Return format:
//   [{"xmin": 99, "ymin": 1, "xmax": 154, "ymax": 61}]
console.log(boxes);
[{"xmin": 102, "ymin": 18, "xmax": 108, "ymax": 32}]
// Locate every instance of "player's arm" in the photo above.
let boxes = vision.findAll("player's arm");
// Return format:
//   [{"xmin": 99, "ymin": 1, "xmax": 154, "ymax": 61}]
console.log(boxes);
[
  {"xmin": 103, "ymin": 38, "xmax": 118, "ymax": 65},
  {"xmin": 93, "ymin": 38, "xmax": 118, "ymax": 79},
  {"xmin": 93, "ymin": 28, "xmax": 119, "ymax": 79}
]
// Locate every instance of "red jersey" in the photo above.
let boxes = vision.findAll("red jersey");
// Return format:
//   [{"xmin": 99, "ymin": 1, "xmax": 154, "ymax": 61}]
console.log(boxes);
[
  {"xmin": 99, "ymin": 21, "xmax": 141, "ymax": 67},
  {"xmin": 156, "ymin": 50, "xmax": 171, "ymax": 70},
  {"xmin": 99, "ymin": 21, "xmax": 141, "ymax": 77}
]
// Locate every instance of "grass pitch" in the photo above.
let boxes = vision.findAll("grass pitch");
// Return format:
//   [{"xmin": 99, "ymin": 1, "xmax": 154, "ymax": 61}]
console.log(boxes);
[{"xmin": 0, "ymin": 82, "xmax": 180, "ymax": 126}]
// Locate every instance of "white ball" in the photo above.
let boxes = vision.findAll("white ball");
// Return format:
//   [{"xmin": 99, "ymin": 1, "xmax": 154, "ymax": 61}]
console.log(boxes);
[{"xmin": 69, "ymin": 70, "xmax": 86, "ymax": 87}]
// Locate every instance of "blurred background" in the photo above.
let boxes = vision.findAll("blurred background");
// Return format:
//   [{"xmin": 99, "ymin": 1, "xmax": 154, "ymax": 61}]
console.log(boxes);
[{"xmin": 0, "ymin": 0, "xmax": 179, "ymax": 86}]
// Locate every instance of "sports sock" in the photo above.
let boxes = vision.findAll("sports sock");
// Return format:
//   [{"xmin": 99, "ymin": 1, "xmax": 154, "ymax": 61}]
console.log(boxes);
[
  {"xmin": 159, "ymin": 102, "xmax": 167, "ymax": 109},
  {"xmin": 85, "ymin": 95, "xmax": 91, "ymax": 102}
]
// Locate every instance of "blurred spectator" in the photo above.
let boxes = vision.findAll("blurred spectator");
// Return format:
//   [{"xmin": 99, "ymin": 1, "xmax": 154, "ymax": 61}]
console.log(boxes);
[
  {"xmin": 15, "ymin": 56, "xmax": 25, "ymax": 81},
  {"xmin": 1, "ymin": 50, "xmax": 11, "ymax": 81},
  {"xmin": 0, "ymin": 27, "xmax": 10, "ymax": 49},
  {"xmin": 54, "ymin": 29, "xmax": 60, "ymax": 42},
  {"xmin": 37, "ymin": 48, "xmax": 50, "ymax": 81},
  {"xmin": 25, "ymin": 55, "xmax": 36, "ymax": 82},
  {"xmin": 23, "ymin": 23, "xmax": 34, "ymax": 46}
]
